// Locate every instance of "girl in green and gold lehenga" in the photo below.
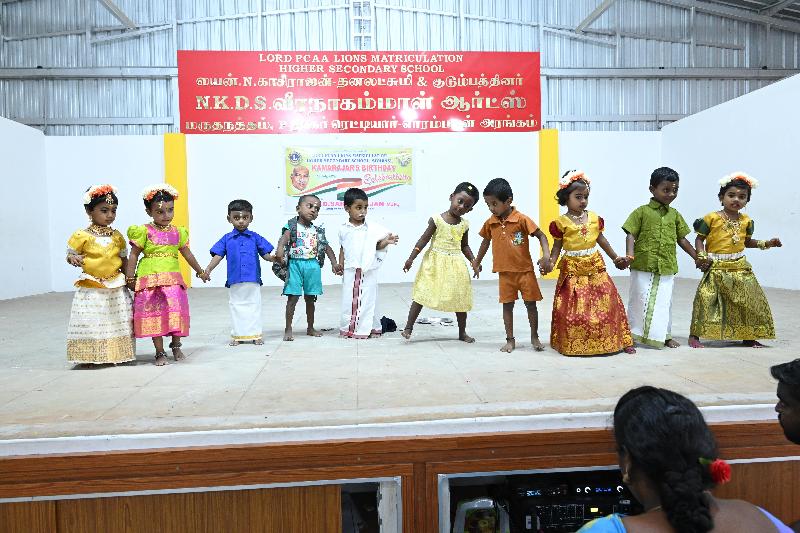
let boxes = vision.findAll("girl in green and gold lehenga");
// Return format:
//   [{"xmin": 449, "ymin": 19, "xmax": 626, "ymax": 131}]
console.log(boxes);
[{"xmin": 689, "ymin": 172, "xmax": 782, "ymax": 349}]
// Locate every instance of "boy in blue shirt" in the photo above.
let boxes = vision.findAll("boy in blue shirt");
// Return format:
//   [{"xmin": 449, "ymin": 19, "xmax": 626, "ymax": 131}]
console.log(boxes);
[{"xmin": 204, "ymin": 199, "xmax": 275, "ymax": 345}]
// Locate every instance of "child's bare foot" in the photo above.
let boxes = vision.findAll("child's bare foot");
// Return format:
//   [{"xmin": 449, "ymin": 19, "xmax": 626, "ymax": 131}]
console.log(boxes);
[
  {"xmin": 531, "ymin": 336, "xmax": 545, "ymax": 351},
  {"xmin": 154, "ymin": 351, "xmax": 168, "ymax": 366},
  {"xmin": 459, "ymin": 333, "xmax": 475, "ymax": 343},
  {"xmin": 254, "ymin": 339, "xmax": 264, "ymax": 345},
  {"xmin": 623, "ymin": 345, "xmax": 637, "ymax": 354},
  {"xmin": 307, "ymin": 328, "xmax": 323, "ymax": 337},
  {"xmin": 742, "ymin": 340, "xmax": 766, "ymax": 348},
  {"xmin": 283, "ymin": 328, "xmax": 294, "ymax": 341},
  {"xmin": 500, "ymin": 337, "xmax": 515, "ymax": 353},
  {"xmin": 688, "ymin": 336, "xmax": 704, "ymax": 348},
  {"xmin": 401, "ymin": 328, "xmax": 412, "ymax": 339},
  {"xmin": 229, "ymin": 340, "xmax": 240, "ymax": 347},
  {"xmin": 665, "ymin": 339, "xmax": 680, "ymax": 348}
]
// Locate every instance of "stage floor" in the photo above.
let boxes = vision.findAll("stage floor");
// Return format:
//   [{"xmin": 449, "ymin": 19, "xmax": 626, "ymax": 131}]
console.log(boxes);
[{"xmin": 0, "ymin": 278, "xmax": 794, "ymax": 445}]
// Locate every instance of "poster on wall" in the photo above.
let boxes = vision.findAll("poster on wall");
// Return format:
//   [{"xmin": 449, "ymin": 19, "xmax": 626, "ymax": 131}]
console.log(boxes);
[
  {"xmin": 285, "ymin": 147, "xmax": 414, "ymax": 213},
  {"xmin": 177, "ymin": 51, "xmax": 540, "ymax": 134}
]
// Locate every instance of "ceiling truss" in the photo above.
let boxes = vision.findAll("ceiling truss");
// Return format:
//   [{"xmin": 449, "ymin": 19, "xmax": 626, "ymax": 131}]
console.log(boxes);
[{"xmin": 0, "ymin": 0, "xmax": 799, "ymax": 132}]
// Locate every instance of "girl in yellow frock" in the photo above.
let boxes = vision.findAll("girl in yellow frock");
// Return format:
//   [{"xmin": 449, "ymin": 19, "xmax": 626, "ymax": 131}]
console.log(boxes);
[
  {"xmin": 401, "ymin": 182, "xmax": 480, "ymax": 342},
  {"xmin": 66, "ymin": 185, "xmax": 136, "ymax": 365},
  {"xmin": 689, "ymin": 172, "xmax": 781, "ymax": 348},
  {"xmin": 548, "ymin": 171, "xmax": 636, "ymax": 356}
]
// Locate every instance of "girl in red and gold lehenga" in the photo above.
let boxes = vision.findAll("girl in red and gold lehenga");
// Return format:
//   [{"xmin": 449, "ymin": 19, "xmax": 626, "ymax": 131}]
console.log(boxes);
[{"xmin": 547, "ymin": 170, "xmax": 636, "ymax": 356}]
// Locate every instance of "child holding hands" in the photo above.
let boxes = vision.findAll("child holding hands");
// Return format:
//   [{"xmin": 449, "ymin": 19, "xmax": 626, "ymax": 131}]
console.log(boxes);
[
  {"xmin": 204, "ymin": 199, "xmax": 275, "ymax": 346},
  {"xmin": 126, "ymin": 184, "xmax": 209, "ymax": 365},
  {"xmin": 547, "ymin": 171, "xmax": 635, "ymax": 356},
  {"xmin": 473, "ymin": 178, "xmax": 552, "ymax": 353},
  {"xmin": 338, "ymin": 188, "xmax": 398, "ymax": 338},
  {"xmin": 689, "ymin": 172, "xmax": 781, "ymax": 348},
  {"xmin": 276, "ymin": 194, "xmax": 341, "ymax": 341},
  {"xmin": 622, "ymin": 167, "xmax": 700, "ymax": 348},
  {"xmin": 402, "ymin": 182, "xmax": 479, "ymax": 343},
  {"xmin": 66, "ymin": 185, "xmax": 135, "ymax": 365}
]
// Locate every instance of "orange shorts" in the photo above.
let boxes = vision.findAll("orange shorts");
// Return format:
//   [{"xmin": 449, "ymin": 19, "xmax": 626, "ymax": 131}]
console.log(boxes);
[{"xmin": 498, "ymin": 271, "xmax": 542, "ymax": 303}]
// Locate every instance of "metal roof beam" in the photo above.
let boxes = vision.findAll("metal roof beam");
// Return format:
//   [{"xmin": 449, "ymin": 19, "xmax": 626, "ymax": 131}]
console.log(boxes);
[
  {"xmin": 760, "ymin": 0, "xmax": 796, "ymax": 16},
  {"xmin": 13, "ymin": 117, "xmax": 173, "ymax": 125},
  {"xmin": 645, "ymin": 0, "xmax": 800, "ymax": 34},
  {"xmin": 0, "ymin": 67, "xmax": 795, "ymax": 80},
  {"xmin": 96, "ymin": 0, "xmax": 136, "ymax": 29},
  {"xmin": 543, "ymin": 26, "xmax": 616, "ymax": 46},
  {"xmin": 0, "ymin": 67, "xmax": 176, "ymax": 78},
  {"xmin": 546, "ymin": 113, "xmax": 686, "ymax": 122},
  {"xmin": 576, "ymin": 0, "xmax": 617, "ymax": 32},
  {"xmin": 91, "ymin": 24, "xmax": 171, "ymax": 44},
  {"xmin": 541, "ymin": 67, "xmax": 798, "ymax": 78}
]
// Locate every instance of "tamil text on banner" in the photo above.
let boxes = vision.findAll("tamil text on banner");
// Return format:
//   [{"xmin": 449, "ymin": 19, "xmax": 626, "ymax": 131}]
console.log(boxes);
[
  {"xmin": 178, "ymin": 51, "xmax": 540, "ymax": 134},
  {"xmin": 285, "ymin": 147, "xmax": 414, "ymax": 213}
]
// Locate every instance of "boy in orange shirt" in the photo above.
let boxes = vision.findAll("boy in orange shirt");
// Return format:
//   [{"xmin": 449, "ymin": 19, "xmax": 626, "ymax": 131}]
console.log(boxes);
[{"xmin": 473, "ymin": 178, "xmax": 552, "ymax": 353}]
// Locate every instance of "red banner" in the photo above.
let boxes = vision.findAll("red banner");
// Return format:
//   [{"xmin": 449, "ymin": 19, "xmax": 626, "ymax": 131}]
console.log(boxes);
[{"xmin": 177, "ymin": 51, "xmax": 540, "ymax": 134}]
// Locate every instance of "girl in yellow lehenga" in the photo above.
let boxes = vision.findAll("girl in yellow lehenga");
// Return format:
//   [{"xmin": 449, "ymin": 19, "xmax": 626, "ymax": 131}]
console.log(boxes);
[
  {"xmin": 689, "ymin": 172, "xmax": 782, "ymax": 348},
  {"xmin": 547, "ymin": 171, "xmax": 635, "ymax": 356},
  {"xmin": 401, "ymin": 182, "xmax": 480, "ymax": 343},
  {"xmin": 66, "ymin": 185, "xmax": 135, "ymax": 365}
]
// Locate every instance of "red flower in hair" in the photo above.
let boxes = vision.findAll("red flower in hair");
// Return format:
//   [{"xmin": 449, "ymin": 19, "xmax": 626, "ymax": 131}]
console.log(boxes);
[{"xmin": 709, "ymin": 459, "xmax": 731, "ymax": 484}]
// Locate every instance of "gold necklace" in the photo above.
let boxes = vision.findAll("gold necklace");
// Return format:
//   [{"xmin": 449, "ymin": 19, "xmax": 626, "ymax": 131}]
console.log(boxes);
[
  {"xmin": 152, "ymin": 222, "xmax": 173, "ymax": 231},
  {"xmin": 567, "ymin": 210, "xmax": 586, "ymax": 222},
  {"xmin": 720, "ymin": 211, "xmax": 742, "ymax": 244},
  {"xmin": 646, "ymin": 505, "xmax": 662, "ymax": 513},
  {"xmin": 86, "ymin": 224, "xmax": 114, "ymax": 236},
  {"xmin": 567, "ymin": 211, "xmax": 589, "ymax": 239}
]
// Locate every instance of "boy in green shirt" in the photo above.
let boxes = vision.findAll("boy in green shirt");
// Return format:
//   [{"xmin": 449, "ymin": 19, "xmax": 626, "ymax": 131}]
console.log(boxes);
[{"xmin": 622, "ymin": 167, "xmax": 700, "ymax": 348}]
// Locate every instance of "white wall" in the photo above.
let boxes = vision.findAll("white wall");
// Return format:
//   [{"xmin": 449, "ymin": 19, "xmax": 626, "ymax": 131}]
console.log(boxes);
[
  {"xmin": 662, "ymin": 73, "xmax": 800, "ymax": 289},
  {"xmin": 187, "ymin": 132, "xmax": 540, "ymax": 288},
  {"xmin": 0, "ymin": 117, "xmax": 50, "ymax": 299},
  {"xmin": 38, "ymin": 130, "xmax": 664, "ymax": 295},
  {"xmin": 35, "ymin": 71, "xmax": 799, "ymax": 297},
  {"xmin": 558, "ymin": 132, "xmax": 662, "ymax": 260},
  {"xmin": 45, "ymin": 136, "xmax": 164, "ymax": 292}
]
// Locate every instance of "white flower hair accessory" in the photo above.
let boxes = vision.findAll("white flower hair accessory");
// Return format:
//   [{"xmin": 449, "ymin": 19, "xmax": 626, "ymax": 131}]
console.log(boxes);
[
  {"xmin": 558, "ymin": 169, "xmax": 590, "ymax": 189},
  {"xmin": 141, "ymin": 183, "xmax": 180, "ymax": 201},
  {"xmin": 719, "ymin": 172, "xmax": 758, "ymax": 190},
  {"xmin": 82, "ymin": 184, "xmax": 118, "ymax": 205}
]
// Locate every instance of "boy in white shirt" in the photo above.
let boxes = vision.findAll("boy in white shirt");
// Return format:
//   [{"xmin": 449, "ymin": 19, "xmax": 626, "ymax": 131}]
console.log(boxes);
[{"xmin": 337, "ymin": 188, "xmax": 398, "ymax": 338}]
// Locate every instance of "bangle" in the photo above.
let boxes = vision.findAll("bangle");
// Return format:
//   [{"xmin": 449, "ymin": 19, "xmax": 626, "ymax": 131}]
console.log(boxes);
[
  {"xmin": 414, "ymin": 246, "xmax": 421, "ymax": 252},
  {"xmin": 696, "ymin": 251, "xmax": 708, "ymax": 260},
  {"xmin": 125, "ymin": 276, "xmax": 136, "ymax": 282},
  {"xmin": 757, "ymin": 240, "xmax": 767, "ymax": 250}
]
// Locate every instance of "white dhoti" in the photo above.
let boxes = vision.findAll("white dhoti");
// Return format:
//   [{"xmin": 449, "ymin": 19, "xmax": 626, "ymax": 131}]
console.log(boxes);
[
  {"xmin": 229, "ymin": 282, "xmax": 263, "ymax": 341},
  {"xmin": 340, "ymin": 267, "xmax": 382, "ymax": 338},
  {"xmin": 627, "ymin": 269, "xmax": 675, "ymax": 348},
  {"xmin": 67, "ymin": 286, "xmax": 136, "ymax": 364}
]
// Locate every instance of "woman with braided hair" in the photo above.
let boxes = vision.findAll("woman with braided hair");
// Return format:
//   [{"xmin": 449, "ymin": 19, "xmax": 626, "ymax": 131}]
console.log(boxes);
[{"xmin": 579, "ymin": 386, "xmax": 790, "ymax": 532}]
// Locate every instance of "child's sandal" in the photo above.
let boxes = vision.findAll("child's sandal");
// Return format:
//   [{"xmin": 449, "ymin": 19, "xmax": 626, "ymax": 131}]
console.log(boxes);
[
  {"xmin": 154, "ymin": 350, "xmax": 168, "ymax": 366},
  {"xmin": 169, "ymin": 341, "xmax": 186, "ymax": 361}
]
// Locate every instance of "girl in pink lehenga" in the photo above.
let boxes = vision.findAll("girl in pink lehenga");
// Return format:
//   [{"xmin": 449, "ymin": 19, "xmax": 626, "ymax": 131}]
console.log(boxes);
[{"xmin": 126, "ymin": 184, "xmax": 209, "ymax": 366}]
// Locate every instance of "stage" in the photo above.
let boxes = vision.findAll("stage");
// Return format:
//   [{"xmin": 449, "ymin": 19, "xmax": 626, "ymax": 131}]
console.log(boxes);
[{"xmin": 0, "ymin": 278, "xmax": 793, "ymax": 449}]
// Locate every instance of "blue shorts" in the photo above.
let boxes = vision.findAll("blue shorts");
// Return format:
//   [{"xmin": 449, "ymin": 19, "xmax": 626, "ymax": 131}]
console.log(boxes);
[{"xmin": 283, "ymin": 258, "xmax": 323, "ymax": 296}]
